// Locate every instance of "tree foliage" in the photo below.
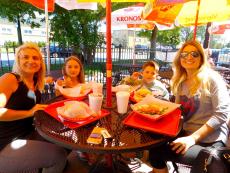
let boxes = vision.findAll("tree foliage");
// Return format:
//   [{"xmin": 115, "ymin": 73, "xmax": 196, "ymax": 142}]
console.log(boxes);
[
  {"xmin": 0, "ymin": 0, "xmax": 41, "ymax": 27},
  {"xmin": 180, "ymin": 25, "xmax": 206, "ymax": 43},
  {"xmin": 50, "ymin": 3, "xmax": 133, "ymax": 64},
  {"xmin": 0, "ymin": 0, "xmax": 43, "ymax": 44},
  {"xmin": 138, "ymin": 26, "xmax": 180, "ymax": 57},
  {"xmin": 157, "ymin": 27, "xmax": 180, "ymax": 48},
  {"xmin": 0, "ymin": 0, "xmax": 133, "ymax": 64}
]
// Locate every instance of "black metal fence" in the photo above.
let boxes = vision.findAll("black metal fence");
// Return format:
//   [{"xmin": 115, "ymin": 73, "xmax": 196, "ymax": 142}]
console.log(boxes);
[
  {"xmin": 0, "ymin": 45, "xmax": 176, "ymax": 84},
  {"xmin": 2, "ymin": 45, "xmax": 229, "ymax": 84}
]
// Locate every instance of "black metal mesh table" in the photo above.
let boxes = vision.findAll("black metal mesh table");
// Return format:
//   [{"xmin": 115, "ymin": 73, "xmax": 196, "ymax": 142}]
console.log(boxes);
[{"xmin": 34, "ymin": 95, "xmax": 180, "ymax": 172}]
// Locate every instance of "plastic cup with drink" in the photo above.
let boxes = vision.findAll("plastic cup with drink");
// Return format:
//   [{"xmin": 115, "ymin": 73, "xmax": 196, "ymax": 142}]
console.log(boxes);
[
  {"xmin": 92, "ymin": 83, "xmax": 103, "ymax": 94},
  {"xmin": 117, "ymin": 84, "xmax": 130, "ymax": 92},
  {"xmin": 116, "ymin": 91, "xmax": 130, "ymax": 114},
  {"xmin": 88, "ymin": 93, "xmax": 103, "ymax": 114}
]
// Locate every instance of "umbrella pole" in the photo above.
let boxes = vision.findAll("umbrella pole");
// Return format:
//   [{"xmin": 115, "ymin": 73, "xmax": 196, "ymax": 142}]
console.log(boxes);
[
  {"xmin": 45, "ymin": 0, "xmax": 50, "ymax": 74},
  {"xmin": 193, "ymin": 0, "xmax": 201, "ymax": 40},
  {"xmin": 106, "ymin": 0, "xmax": 112, "ymax": 107},
  {"xmin": 133, "ymin": 27, "xmax": 136, "ymax": 65}
]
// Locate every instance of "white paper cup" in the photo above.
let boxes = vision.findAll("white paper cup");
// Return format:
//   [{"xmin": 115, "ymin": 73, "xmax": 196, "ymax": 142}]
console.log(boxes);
[
  {"xmin": 88, "ymin": 93, "xmax": 103, "ymax": 114},
  {"xmin": 92, "ymin": 83, "xmax": 103, "ymax": 94},
  {"xmin": 117, "ymin": 85, "xmax": 130, "ymax": 92},
  {"xmin": 116, "ymin": 91, "xmax": 130, "ymax": 114}
]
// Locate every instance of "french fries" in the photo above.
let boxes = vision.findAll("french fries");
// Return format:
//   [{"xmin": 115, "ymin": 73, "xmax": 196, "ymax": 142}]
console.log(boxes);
[
  {"xmin": 133, "ymin": 103, "xmax": 168, "ymax": 115},
  {"xmin": 134, "ymin": 88, "xmax": 152, "ymax": 102}
]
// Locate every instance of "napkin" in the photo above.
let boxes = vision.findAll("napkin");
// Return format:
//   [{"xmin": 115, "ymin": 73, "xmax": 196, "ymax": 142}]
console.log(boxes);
[
  {"xmin": 56, "ymin": 101, "xmax": 94, "ymax": 121},
  {"xmin": 55, "ymin": 83, "xmax": 91, "ymax": 97}
]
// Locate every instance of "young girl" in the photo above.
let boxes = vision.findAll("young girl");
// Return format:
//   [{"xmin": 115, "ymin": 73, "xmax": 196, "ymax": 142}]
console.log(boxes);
[
  {"xmin": 121, "ymin": 61, "xmax": 169, "ymax": 100},
  {"xmin": 55, "ymin": 55, "xmax": 85, "ymax": 95}
]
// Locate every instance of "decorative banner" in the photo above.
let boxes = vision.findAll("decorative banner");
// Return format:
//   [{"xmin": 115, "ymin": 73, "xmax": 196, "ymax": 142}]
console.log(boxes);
[
  {"xmin": 22, "ymin": 0, "xmax": 55, "ymax": 12},
  {"xmin": 112, "ymin": 6, "xmax": 147, "ymax": 25},
  {"xmin": 55, "ymin": 0, "xmax": 97, "ymax": 10},
  {"xmin": 111, "ymin": 5, "xmax": 156, "ymax": 30}
]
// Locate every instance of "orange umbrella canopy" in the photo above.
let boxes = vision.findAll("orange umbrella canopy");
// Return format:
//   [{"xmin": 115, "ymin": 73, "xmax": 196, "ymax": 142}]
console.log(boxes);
[
  {"xmin": 142, "ymin": 0, "xmax": 230, "ymax": 26},
  {"xmin": 23, "ymin": 0, "xmax": 55, "ymax": 12}
]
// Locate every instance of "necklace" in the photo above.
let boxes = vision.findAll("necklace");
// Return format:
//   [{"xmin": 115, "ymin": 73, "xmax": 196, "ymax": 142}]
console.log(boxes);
[{"xmin": 27, "ymin": 90, "xmax": 36, "ymax": 103}]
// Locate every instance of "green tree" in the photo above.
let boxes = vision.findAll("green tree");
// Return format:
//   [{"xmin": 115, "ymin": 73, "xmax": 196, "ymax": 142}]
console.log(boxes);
[
  {"xmin": 50, "ymin": 3, "xmax": 133, "ymax": 64},
  {"xmin": 0, "ymin": 0, "xmax": 42, "ymax": 45},
  {"xmin": 209, "ymin": 35, "xmax": 225, "ymax": 49},
  {"xmin": 137, "ymin": 28, "xmax": 157, "ymax": 59},
  {"xmin": 226, "ymin": 42, "xmax": 230, "ymax": 48},
  {"xmin": 3, "ymin": 41, "xmax": 19, "ymax": 47},
  {"xmin": 180, "ymin": 25, "xmax": 206, "ymax": 43},
  {"xmin": 157, "ymin": 27, "xmax": 180, "ymax": 49},
  {"xmin": 138, "ymin": 27, "xmax": 180, "ymax": 59}
]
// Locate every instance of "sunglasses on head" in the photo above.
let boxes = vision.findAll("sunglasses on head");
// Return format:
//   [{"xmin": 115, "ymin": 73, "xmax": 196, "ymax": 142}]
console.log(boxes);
[{"xmin": 180, "ymin": 51, "xmax": 200, "ymax": 58}]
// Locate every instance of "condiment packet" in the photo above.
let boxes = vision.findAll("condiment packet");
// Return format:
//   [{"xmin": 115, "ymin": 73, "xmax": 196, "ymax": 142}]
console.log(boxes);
[
  {"xmin": 87, "ymin": 127, "xmax": 103, "ymax": 144},
  {"xmin": 87, "ymin": 127, "xmax": 112, "ymax": 144},
  {"xmin": 101, "ymin": 129, "xmax": 112, "ymax": 139}
]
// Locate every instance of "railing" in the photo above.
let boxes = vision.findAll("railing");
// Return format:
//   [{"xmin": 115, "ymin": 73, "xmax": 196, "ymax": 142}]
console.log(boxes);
[{"xmin": 0, "ymin": 46, "xmax": 175, "ymax": 83}]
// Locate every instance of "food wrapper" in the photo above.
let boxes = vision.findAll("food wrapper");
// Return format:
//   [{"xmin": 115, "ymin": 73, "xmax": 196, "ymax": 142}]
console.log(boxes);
[
  {"xmin": 55, "ymin": 83, "xmax": 91, "ymax": 98},
  {"xmin": 131, "ymin": 95, "xmax": 181, "ymax": 120},
  {"xmin": 56, "ymin": 101, "xmax": 94, "ymax": 122}
]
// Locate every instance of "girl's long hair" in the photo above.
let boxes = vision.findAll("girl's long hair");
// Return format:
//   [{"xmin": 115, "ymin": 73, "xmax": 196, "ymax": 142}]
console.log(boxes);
[
  {"xmin": 62, "ymin": 56, "xmax": 85, "ymax": 83},
  {"xmin": 12, "ymin": 42, "xmax": 46, "ymax": 91},
  {"xmin": 171, "ymin": 40, "xmax": 212, "ymax": 96}
]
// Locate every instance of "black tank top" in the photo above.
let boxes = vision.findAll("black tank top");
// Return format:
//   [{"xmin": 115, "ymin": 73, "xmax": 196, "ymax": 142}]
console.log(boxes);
[{"xmin": 0, "ymin": 73, "xmax": 41, "ymax": 150}]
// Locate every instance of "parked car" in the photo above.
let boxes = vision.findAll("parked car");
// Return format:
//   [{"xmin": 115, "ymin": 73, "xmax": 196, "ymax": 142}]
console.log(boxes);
[
  {"xmin": 41, "ymin": 45, "xmax": 72, "ymax": 57},
  {"xmin": 217, "ymin": 48, "xmax": 230, "ymax": 67},
  {"xmin": 134, "ymin": 45, "xmax": 148, "ymax": 54}
]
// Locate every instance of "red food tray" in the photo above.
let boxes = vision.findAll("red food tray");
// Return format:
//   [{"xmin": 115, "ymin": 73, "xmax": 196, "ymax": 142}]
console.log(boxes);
[
  {"xmin": 123, "ymin": 109, "xmax": 181, "ymax": 136},
  {"xmin": 44, "ymin": 99, "xmax": 110, "ymax": 129}
]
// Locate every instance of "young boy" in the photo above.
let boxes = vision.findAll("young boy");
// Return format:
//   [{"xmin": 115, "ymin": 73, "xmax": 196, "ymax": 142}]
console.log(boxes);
[{"xmin": 121, "ymin": 61, "xmax": 169, "ymax": 100}]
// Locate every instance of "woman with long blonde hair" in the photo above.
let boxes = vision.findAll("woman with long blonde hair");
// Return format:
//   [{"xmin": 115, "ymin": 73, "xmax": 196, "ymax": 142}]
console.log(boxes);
[
  {"xmin": 0, "ymin": 42, "xmax": 67, "ymax": 173},
  {"xmin": 149, "ymin": 40, "xmax": 230, "ymax": 173}
]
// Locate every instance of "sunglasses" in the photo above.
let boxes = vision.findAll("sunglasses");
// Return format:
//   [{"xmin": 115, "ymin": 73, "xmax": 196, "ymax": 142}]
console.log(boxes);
[{"xmin": 180, "ymin": 51, "xmax": 200, "ymax": 59}]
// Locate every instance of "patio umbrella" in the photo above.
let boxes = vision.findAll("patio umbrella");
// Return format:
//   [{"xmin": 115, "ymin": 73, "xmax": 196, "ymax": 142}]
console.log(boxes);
[{"xmin": 142, "ymin": 0, "xmax": 230, "ymax": 39}]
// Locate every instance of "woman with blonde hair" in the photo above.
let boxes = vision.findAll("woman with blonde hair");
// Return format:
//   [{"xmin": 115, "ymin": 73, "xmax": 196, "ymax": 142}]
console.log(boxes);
[
  {"xmin": 149, "ymin": 40, "xmax": 230, "ymax": 173},
  {"xmin": 0, "ymin": 42, "xmax": 67, "ymax": 173}
]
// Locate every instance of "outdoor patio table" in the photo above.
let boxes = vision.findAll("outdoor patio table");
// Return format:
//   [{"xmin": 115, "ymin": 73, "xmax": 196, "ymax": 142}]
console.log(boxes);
[{"xmin": 34, "ymin": 95, "xmax": 182, "ymax": 173}]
